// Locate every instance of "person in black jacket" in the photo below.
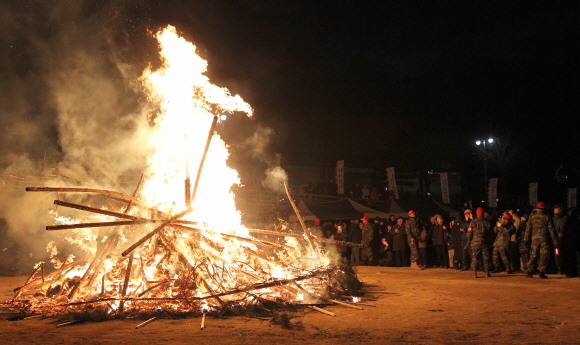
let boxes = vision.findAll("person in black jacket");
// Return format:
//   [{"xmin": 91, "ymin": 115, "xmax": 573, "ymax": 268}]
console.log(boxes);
[
  {"xmin": 391, "ymin": 217, "xmax": 408, "ymax": 267},
  {"xmin": 370, "ymin": 217, "xmax": 383, "ymax": 265},
  {"xmin": 432, "ymin": 214, "xmax": 449, "ymax": 268},
  {"xmin": 348, "ymin": 219, "xmax": 362, "ymax": 266},
  {"xmin": 449, "ymin": 218, "xmax": 462, "ymax": 269}
]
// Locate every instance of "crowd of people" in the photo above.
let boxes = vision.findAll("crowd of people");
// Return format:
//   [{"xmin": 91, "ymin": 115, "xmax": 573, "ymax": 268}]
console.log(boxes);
[{"xmin": 303, "ymin": 202, "xmax": 580, "ymax": 279}]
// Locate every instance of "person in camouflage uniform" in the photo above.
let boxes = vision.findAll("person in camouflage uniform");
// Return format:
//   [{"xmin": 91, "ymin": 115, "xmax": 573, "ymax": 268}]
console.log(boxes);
[
  {"xmin": 469, "ymin": 207, "xmax": 492, "ymax": 278},
  {"xmin": 405, "ymin": 210, "xmax": 421, "ymax": 270},
  {"xmin": 360, "ymin": 216, "xmax": 374, "ymax": 265},
  {"xmin": 525, "ymin": 202, "xmax": 559, "ymax": 279},
  {"xmin": 517, "ymin": 214, "xmax": 530, "ymax": 272},
  {"xmin": 492, "ymin": 213, "xmax": 516, "ymax": 274}
]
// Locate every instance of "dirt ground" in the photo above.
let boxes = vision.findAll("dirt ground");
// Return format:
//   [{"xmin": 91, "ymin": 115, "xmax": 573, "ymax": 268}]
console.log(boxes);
[{"xmin": 1, "ymin": 266, "xmax": 579, "ymax": 344}]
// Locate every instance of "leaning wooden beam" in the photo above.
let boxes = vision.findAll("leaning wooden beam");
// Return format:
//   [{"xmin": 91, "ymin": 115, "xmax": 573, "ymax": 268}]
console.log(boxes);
[
  {"xmin": 329, "ymin": 299, "xmax": 363, "ymax": 310},
  {"xmin": 121, "ymin": 207, "xmax": 193, "ymax": 257},
  {"xmin": 68, "ymin": 234, "xmax": 118, "ymax": 300},
  {"xmin": 135, "ymin": 317, "xmax": 157, "ymax": 329},
  {"xmin": 119, "ymin": 254, "xmax": 134, "ymax": 313},
  {"xmin": 45, "ymin": 217, "xmax": 199, "ymax": 231},
  {"xmin": 13, "ymin": 254, "xmax": 91, "ymax": 295},
  {"xmin": 47, "ymin": 220, "xmax": 157, "ymax": 231},
  {"xmin": 284, "ymin": 183, "xmax": 319, "ymax": 256},
  {"xmin": 26, "ymin": 187, "xmax": 141, "ymax": 204},
  {"xmin": 308, "ymin": 306, "xmax": 336, "ymax": 316},
  {"xmin": 86, "ymin": 253, "xmax": 109, "ymax": 289},
  {"xmin": 190, "ymin": 115, "xmax": 218, "ymax": 204},
  {"xmin": 53, "ymin": 200, "xmax": 138, "ymax": 220},
  {"xmin": 13, "ymin": 263, "xmax": 44, "ymax": 299}
]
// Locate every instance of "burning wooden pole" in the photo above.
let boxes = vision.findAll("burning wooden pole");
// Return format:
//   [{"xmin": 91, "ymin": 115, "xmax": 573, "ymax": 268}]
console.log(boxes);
[
  {"xmin": 13, "ymin": 262, "xmax": 44, "ymax": 300},
  {"xmin": 53, "ymin": 200, "xmax": 138, "ymax": 220},
  {"xmin": 190, "ymin": 115, "xmax": 218, "ymax": 205},
  {"xmin": 119, "ymin": 254, "xmax": 134, "ymax": 313},
  {"xmin": 68, "ymin": 233, "xmax": 119, "ymax": 300},
  {"xmin": 284, "ymin": 183, "xmax": 319, "ymax": 256},
  {"xmin": 47, "ymin": 220, "xmax": 159, "ymax": 231},
  {"xmin": 185, "ymin": 135, "xmax": 191, "ymax": 206}
]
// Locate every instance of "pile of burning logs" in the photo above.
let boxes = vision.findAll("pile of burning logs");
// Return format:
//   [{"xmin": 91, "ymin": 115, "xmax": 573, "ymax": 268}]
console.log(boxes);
[{"xmin": 4, "ymin": 117, "xmax": 364, "ymax": 327}]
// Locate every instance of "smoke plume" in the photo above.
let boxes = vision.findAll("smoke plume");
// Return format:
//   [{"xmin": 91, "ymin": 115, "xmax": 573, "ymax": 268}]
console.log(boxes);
[{"xmin": 0, "ymin": 1, "xmax": 154, "ymax": 270}]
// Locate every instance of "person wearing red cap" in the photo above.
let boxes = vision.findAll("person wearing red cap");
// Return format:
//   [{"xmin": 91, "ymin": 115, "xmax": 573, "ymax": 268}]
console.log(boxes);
[
  {"xmin": 405, "ymin": 210, "xmax": 423, "ymax": 270},
  {"xmin": 492, "ymin": 213, "xmax": 516, "ymax": 274},
  {"xmin": 360, "ymin": 216, "xmax": 373, "ymax": 265},
  {"xmin": 468, "ymin": 207, "xmax": 492, "ymax": 278},
  {"xmin": 524, "ymin": 202, "xmax": 558, "ymax": 279},
  {"xmin": 310, "ymin": 218, "xmax": 323, "ymax": 238},
  {"xmin": 458, "ymin": 209, "xmax": 474, "ymax": 271}
]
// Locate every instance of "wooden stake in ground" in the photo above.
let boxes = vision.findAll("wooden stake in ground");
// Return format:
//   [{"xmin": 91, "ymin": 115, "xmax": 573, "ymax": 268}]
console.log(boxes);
[
  {"xmin": 284, "ymin": 183, "xmax": 320, "ymax": 256},
  {"xmin": 201, "ymin": 312, "xmax": 206, "ymax": 330},
  {"xmin": 308, "ymin": 306, "xmax": 336, "ymax": 316},
  {"xmin": 135, "ymin": 317, "xmax": 158, "ymax": 329},
  {"xmin": 329, "ymin": 299, "xmax": 363, "ymax": 310},
  {"xmin": 56, "ymin": 320, "xmax": 80, "ymax": 328}
]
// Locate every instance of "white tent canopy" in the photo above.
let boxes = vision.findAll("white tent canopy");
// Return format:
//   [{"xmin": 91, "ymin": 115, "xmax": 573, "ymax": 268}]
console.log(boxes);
[{"xmin": 348, "ymin": 199, "xmax": 392, "ymax": 219}]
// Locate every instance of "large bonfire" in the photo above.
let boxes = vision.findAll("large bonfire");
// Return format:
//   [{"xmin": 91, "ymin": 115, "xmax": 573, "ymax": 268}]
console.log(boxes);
[{"xmin": 7, "ymin": 26, "xmax": 359, "ymax": 321}]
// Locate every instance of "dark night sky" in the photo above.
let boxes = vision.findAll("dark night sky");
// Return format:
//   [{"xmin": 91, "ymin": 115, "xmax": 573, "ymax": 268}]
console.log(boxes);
[
  {"xmin": 135, "ymin": 2, "xmax": 580, "ymax": 163},
  {"xmin": 1, "ymin": 1, "xmax": 579, "ymax": 202}
]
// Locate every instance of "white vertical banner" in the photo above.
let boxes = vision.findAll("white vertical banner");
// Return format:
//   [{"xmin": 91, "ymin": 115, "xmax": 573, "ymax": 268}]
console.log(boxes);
[
  {"xmin": 488, "ymin": 178, "xmax": 498, "ymax": 208},
  {"xmin": 567, "ymin": 188, "xmax": 577, "ymax": 208},
  {"xmin": 440, "ymin": 172, "xmax": 450, "ymax": 204},
  {"xmin": 336, "ymin": 160, "xmax": 345, "ymax": 195},
  {"xmin": 386, "ymin": 167, "xmax": 400, "ymax": 199},
  {"xmin": 529, "ymin": 182, "xmax": 538, "ymax": 207}
]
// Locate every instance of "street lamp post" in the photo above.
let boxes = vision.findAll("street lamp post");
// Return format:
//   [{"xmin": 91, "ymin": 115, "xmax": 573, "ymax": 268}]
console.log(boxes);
[{"xmin": 475, "ymin": 138, "xmax": 494, "ymax": 197}]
